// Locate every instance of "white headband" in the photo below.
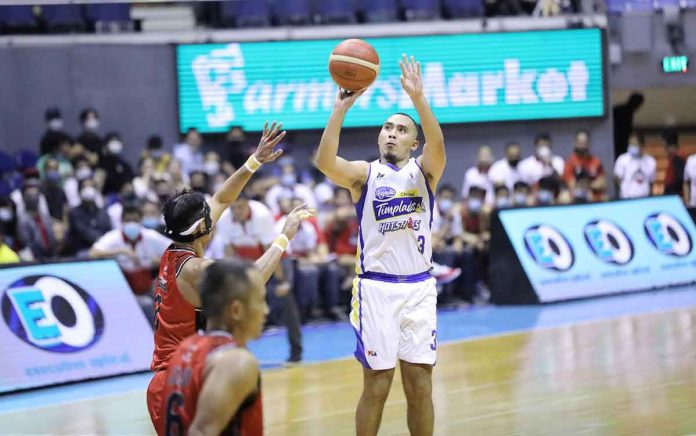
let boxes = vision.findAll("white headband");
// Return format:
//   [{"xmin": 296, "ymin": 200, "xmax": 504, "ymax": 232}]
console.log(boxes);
[{"xmin": 178, "ymin": 217, "xmax": 205, "ymax": 236}]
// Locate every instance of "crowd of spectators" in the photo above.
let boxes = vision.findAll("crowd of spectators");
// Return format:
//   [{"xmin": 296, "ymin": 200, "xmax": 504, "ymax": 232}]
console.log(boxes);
[{"xmin": 1, "ymin": 106, "xmax": 694, "ymax": 325}]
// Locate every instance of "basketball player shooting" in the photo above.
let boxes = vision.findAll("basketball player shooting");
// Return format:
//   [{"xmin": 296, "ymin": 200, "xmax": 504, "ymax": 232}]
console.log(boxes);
[
  {"xmin": 314, "ymin": 54, "xmax": 446, "ymax": 436},
  {"xmin": 147, "ymin": 121, "xmax": 314, "ymax": 434}
]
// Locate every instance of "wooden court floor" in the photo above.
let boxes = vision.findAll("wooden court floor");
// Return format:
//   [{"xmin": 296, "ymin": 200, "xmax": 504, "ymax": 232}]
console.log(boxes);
[{"xmin": 1, "ymin": 307, "xmax": 694, "ymax": 435}]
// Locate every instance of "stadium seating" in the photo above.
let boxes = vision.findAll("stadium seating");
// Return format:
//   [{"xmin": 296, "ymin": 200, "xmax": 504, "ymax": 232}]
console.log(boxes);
[
  {"xmin": 84, "ymin": 4, "xmax": 131, "ymax": 24},
  {"xmin": 39, "ymin": 4, "xmax": 84, "ymax": 31},
  {"xmin": 442, "ymin": 0, "xmax": 485, "ymax": 18},
  {"xmin": 317, "ymin": 0, "xmax": 357, "ymax": 23},
  {"xmin": 0, "ymin": 6, "xmax": 36, "ymax": 30},
  {"xmin": 401, "ymin": 0, "xmax": 440, "ymax": 20},
  {"xmin": 16, "ymin": 150, "xmax": 39, "ymax": 171},
  {"xmin": 274, "ymin": 0, "xmax": 313, "ymax": 25},
  {"xmin": 220, "ymin": 0, "xmax": 271, "ymax": 27},
  {"xmin": 362, "ymin": 0, "xmax": 399, "ymax": 22}
]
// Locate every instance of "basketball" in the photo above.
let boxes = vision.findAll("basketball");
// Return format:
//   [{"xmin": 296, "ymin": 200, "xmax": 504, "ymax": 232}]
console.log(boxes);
[{"xmin": 328, "ymin": 39, "xmax": 380, "ymax": 91}]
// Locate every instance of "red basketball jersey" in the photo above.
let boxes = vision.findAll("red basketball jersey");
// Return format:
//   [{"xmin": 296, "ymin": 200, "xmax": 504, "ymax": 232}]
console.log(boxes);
[
  {"xmin": 151, "ymin": 245, "xmax": 202, "ymax": 371},
  {"xmin": 161, "ymin": 332, "xmax": 263, "ymax": 436}
]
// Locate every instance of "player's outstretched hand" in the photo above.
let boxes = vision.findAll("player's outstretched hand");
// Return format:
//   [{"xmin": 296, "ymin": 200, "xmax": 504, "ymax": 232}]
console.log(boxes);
[
  {"xmin": 333, "ymin": 88, "xmax": 366, "ymax": 113},
  {"xmin": 252, "ymin": 121, "xmax": 286, "ymax": 164},
  {"xmin": 282, "ymin": 204, "xmax": 316, "ymax": 240},
  {"xmin": 399, "ymin": 54, "xmax": 423, "ymax": 100}
]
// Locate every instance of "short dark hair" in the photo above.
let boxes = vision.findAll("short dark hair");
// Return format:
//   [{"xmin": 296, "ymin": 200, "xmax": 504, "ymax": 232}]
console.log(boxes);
[
  {"xmin": 199, "ymin": 259, "xmax": 255, "ymax": 319},
  {"xmin": 494, "ymin": 184, "xmax": 510, "ymax": 196},
  {"xmin": 162, "ymin": 189, "xmax": 209, "ymax": 242},
  {"xmin": 45, "ymin": 107, "xmax": 61, "ymax": 122},
  {"xmin": 534, "ymin": 133, "xmax": 551, "ymax": 145},
  {"xmin": 79, "ymin": 108, "xmax": 99, "ymax": 123},
  {"xmin": 629, "ymin": 131, "xmax": 645, "ymax": 146},
  {"xmin": 538, "ymin": 176, "xmax": 561, "ymax": 196},
  {"xmin": 147, "ymin": 135, "xmax": 163, "ymax": 150},
  {"xmin": 513, "ymin": 181, "xmax": 531, "ymax": 192},
  {"xmin": 437, "ymin": 184, "xmax": 456, "ymax": 196},
  {"xmin": 392, "ymin": 112, "xmax": 420, "ymax": 139},
  {"xmin": 122, "ymin": 204, "xmax": 142, "ymax": 220}
]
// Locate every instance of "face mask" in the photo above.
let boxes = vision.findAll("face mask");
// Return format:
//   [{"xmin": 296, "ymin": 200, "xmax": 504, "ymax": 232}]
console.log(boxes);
[
  {"xmin": 513, "ymin": 193, "xmax": 527, "ymax": 205},
  {"xmin": 75, "ymin": 167, "xmax": 93, "ymax": 181},
  {"xmin": 122, "ymin": 222, "xmax": 142, "ymax": 241},
  {"xmin": 81, "ymin": 186, "xmax": 98, "ymax": 202},
  {"xmin": 150, "ymin": 149, "xmax": 164, "ymax": 159},
  {"xmin": 574, "ymin": 147, "xmax": 588, "ymax": 156},
  {"xmin": 628, "ymin": 144, "xmax": 640, "ymax": 157},
  {"xmin": 574, "ymin": 189, "xmax": 589, "ymax": 201},
  {"xmin": 496, "ymin": 197, "xmax": 510, "ymax": 208},
  {"xmin": 537, "ymin": 145, "xmax": 551, "ymax": 160},
  {"xmin": 45, "ymin": 170, "xmax": 61, "ymax": 184},
  {"xmin": 48, "ymin": 118, "xmax": 63, "ymax": 131},
  {"xmin": 192, "ymin": 186, "xmax": 207, "ymax": 194},
  {"xmin": 467, "ymin": 198, "xmax": 482, "ymax": 213},
  {"xmin": 281, "ymin": 173, "xmax": 296, "ymax": 187},
  {"xmin": 0, "ymin": 208, "xmax": 13, "ymax": 222},
  {"xmin": 24, "ymin": 196, "xmax": 40, "ymax": 211},
  {"xmin": 203, "ymin": 161, "xmax": 220, "ymax": 176},
  {"xmin": 537, "ymin": 190, "xmax": 553, "ymax": 204},
  {"xmin": 438, "ymin": 198, "xmax": 453, "ymax": 214},
  {"xmin": 508, "ymin": 159, "xmax": 520, "ymax": 168},
  {"xmin": 84, "ymin": 118, "xmax": 99, "ymax": 131},
  {"xmin": 107, "ymin": 140, "xmax": 123, "ymax": 155},
  {"xmin": 142, "ymin": 216, "xmax": 160, "ymax": 229}
]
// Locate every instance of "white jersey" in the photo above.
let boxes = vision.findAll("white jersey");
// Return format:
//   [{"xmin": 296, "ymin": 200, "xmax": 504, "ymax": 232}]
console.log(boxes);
[{"xmin": 355, "ymin": 158, "xmax": 433, "ymax": 276}]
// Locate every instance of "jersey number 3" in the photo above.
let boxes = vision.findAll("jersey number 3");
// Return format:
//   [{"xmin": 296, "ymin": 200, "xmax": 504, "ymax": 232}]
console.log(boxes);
[{"xmin": 417, "ymin": 235, "xmax": 425, "ymax": 254}]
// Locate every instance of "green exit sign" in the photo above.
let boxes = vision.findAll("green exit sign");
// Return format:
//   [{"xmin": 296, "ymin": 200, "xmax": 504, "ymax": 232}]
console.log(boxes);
[{"xmin": 662, "ymin": 56, "xmax": 689, "ymax": 73}]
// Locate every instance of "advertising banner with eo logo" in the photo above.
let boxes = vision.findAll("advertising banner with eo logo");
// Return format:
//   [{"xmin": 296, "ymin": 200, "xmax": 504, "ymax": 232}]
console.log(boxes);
[
  {"xmin": 177, "ymin": 28, "xmax": 604, "ymax": 132},
  {"xmin": 0, "ymin": 260, "xmax": 153, "ymax": 393},
  {"xmin": 498, "ymin": 196, "xmax": 696, "ymax": 302}
]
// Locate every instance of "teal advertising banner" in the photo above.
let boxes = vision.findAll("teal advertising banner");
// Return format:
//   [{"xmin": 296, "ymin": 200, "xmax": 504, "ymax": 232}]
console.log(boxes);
[{"xmin": 177, "ymin": 28, "xmax": 605, "ymax": 132}]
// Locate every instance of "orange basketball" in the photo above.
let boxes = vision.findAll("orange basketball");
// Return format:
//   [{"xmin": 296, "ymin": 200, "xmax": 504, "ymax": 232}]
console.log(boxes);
[{"xmin": 328, "ymin": 39, "xmax": 380, "ymax": 91}]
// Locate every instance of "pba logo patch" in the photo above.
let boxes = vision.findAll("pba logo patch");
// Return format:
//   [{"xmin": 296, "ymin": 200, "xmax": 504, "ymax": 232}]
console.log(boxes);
[
  {"xmin": 583, "ymin": 219, "xmax": 634, "ymax": 265},
  {"xmin": 523, "ymin": 224, "xmax": 575, "ymax": 271},
  {"xmin": 643, "ymin": 213, "xmax": 693, "ymax": 257},
  {"xmin": 2, "ymin": 275, "xmax": 105, "ymax": 353}
]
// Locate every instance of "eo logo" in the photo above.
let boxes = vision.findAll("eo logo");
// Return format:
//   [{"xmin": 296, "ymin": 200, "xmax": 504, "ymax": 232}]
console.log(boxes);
[
  {"xmin": 584, "ymin": 219, "xmax": 634, "ymax": 265},
  {"xmin": 524, "ymin": 224, "xmax": 575, "ymax": 271},
  {"xmin": 2, "ymin": 275, "xmax": 104, "ymax": 352},
  {"xmin": 644, "ymin": 213, "xmax": 693, "ymax": 257}
]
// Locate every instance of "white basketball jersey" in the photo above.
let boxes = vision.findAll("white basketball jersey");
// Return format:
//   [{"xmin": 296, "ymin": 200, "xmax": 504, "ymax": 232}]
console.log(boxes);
[{"xmin": 355, "ymin": 158, "xmax": 433, "ymax": 276}]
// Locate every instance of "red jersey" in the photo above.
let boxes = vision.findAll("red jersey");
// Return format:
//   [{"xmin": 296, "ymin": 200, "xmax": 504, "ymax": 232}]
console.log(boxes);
[
  {"xmin": 161, "ymin": 332, "xmax": 263, "ymax": 436},
  {"xmin": 151, "ymin": 244, "xmax": 203, "ymax": 371}
]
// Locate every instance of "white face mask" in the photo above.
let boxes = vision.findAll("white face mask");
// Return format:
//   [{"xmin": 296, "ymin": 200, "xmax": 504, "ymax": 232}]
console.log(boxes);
[
  {"xmin": 628, "ymin": 144, "xmax": 641, "ymax": 157},
  {"xmin": 48, "ymin": 118, "xmax": 64, "ymax": 131},
  {"xmin": 203, "ymin": 161, "xmax": 220, "ymax": 176},
  {"xmin": 537, "ymin": 190, "xmax": 554, "ymax": 204},
  {"xmin": 513, "ymin": 192, "xmax": 528, "ymax": 205},
  {"xmin": 85, "ymin": 118, "xmax": 99, "ymax": 131},
  {"xmin": 81, "ymin": 186, "xmax": 98, "ymax": 202},
  {"xmin": 107, "ymin": 140, "xmax": 123, "ymax": 155},
  {"xmin": 537, "ymin": 145, "xmax": 551, "ymax": 160},
  {"xmin": 467, "ymin": 198, "xmax": 482, "ymax": 213},
  {"xmin": 75, "ymin": 167, "xmax": 93, "ymax": 181},
  {"xmin": 0, "ymin": 207, "xmax": 13, "ymax": 222},
  {"xmin": 438, "ymin": 198, "xmax": 453, "ymax": 214},
  {"xmin": 122, "ymin": 222, "xmax": 142, "ymax": 241}
]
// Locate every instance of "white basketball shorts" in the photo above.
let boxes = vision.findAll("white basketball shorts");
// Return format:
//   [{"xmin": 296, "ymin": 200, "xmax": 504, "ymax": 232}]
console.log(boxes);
[{"xmin": 349, "ymin": 272, "xmax": 437, "ymax": 370}]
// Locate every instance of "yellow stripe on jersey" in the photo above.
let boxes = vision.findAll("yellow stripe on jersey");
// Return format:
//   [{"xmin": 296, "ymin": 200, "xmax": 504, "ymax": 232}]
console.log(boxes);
[{"xmin": 350, "ymin": 278, "xmax": 360, "ymax": 326}]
